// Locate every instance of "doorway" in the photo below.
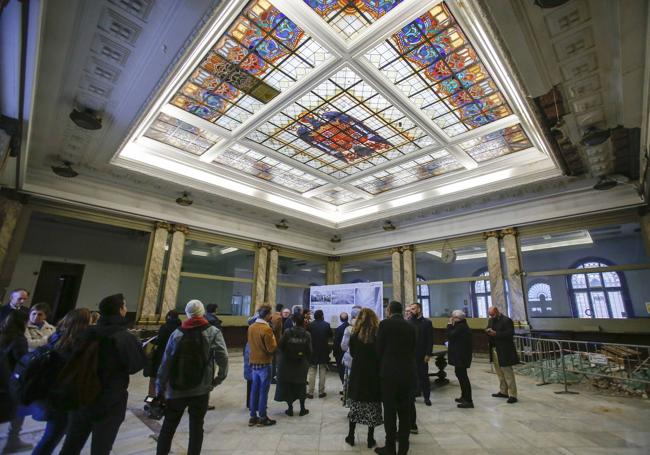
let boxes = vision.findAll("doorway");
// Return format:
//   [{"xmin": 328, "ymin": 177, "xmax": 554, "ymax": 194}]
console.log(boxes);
[{"xmin": 32, "ymin": 261, "xmax": 85, "ymax": 323}]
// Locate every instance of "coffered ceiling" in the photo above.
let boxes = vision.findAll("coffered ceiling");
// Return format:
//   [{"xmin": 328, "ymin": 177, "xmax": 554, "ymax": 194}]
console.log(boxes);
[
  {"xmin": 3, "ymin": 0, "xmax": 647, "ymax": 253},
  {"xmin": 113, "ymin": 0, "xmax": 561, "ymax": 227}
]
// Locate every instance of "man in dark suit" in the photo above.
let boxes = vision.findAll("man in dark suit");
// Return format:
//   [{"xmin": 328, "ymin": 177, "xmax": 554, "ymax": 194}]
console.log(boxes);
[
  {"xmin": 375, "ymin": 301, "xmax": 416, "ymax": 455},
  {"xmin": 0, "ymin": 288, "xmax": 30, "ymax": 324},
  {"xmin": 333, "ymin": 312, "xmax": 349, "ymax": 385},
  {"xmin": 447, "ymin": 310, "xmax": 473, "ymax": 408},
  {"xmin": 307, "ymin": 309, "xmax": 332, "ymax": 398},
  {"xmin": 409, "ymin": 303, "xmax": 433, "ymax": 406},
  {"xmin": 486, "ymin": 306, "xmax": 519, "ymax": 403}
]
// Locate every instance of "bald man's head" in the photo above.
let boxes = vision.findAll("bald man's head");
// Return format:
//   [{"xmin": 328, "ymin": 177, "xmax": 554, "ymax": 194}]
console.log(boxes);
[{"xmin": 488, "ymin": 306, "xmax": 500, "ymax": 318}]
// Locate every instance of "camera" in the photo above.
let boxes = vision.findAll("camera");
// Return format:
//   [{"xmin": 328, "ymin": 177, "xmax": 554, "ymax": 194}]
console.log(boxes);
[{"xmin": 144, "ymin": 395, "xmax": 166, "ymax": 420}]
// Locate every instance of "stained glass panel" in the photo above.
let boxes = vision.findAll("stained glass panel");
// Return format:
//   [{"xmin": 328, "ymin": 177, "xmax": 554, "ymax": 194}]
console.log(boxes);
[
  {"xmin": 143, "ymin": 113, "xmax": 221, "ymax": 155},
  {"xmin": 351, "ymin": 150, "xmax": 461, "ymax": 194},
  {"xmin": 304, "ymin": 0, "xmax": 405, "ymax": 40},
  {"xmin": 249, "ymin": 67, "xmax": 436, "ymax": 179},
  {"xmin": 312, "ymin": 187, "xmax": 363, "ymax": 205},
  {"xmin": 171, "ymin": 0, "xmax": 330, "ymax": 131},
  {"xmin": 212, "ymin": 144, "xmax": 327, "ymax": 193},
  {"xmin": 459, "ymin": 124, "xmax": 532, "ymax": 162},
  {"xmin": 365, "ymin": 2, "xmax": 512, "ymax": 137}
]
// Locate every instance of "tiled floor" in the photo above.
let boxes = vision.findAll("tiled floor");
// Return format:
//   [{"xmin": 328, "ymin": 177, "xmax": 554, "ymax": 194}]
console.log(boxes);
[{"xmin": 1, "ymin": 351, "xmax": 649, "ymax": 454}]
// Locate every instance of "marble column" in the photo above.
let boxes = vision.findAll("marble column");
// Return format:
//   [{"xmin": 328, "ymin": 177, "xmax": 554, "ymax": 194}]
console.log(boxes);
[
  {"xmin": 159, "ymin": 224, "xmax": 188, "ymax": 321},
  {"xmin": 391, "ymin": 248, "xmax": 403, "ymax": 303},
  {"xmin": 0, "ymin": 198, "xmax": 23, "ymax": 284},
  {"xmin": 137, "ymin": 222, "xmax": 170, "ymax": 323},
  {"xmin": 265, "ymin": 248, "xmax": 279, "ymax": 306},
  {"xmin": 0, "ymin": 198, "xmax": 30, "ymax": 299},
  {"xmin": 484, "ymin": 231, "xmax": 507, "ymax": 315},
  {"xmin": 501, "ymin": 228, "xmax": 528, "ymax": 327},
  {"xmin": 402, "ymin": 246, "xmax": 416, "ymax": 306},
  {"xmin": 253, "ymin": 244, "xmax": 269, "ymax": 309},
  {"xmin": 326, "ymin": 256, "xmax": 342, "ymax": 285}
]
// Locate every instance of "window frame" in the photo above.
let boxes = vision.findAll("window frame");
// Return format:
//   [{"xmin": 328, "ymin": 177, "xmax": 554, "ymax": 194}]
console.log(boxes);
[
  {"xmin": 470, "ymin": 267, "xmax": 491, "ymax": 318},
  {"xmin": 566, "ymin": 257, "xmax": 634, "ymax": 319}
]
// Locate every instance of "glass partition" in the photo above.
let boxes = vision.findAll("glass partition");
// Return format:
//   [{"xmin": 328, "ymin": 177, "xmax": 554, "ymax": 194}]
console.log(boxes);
[
  {"xmin": 340, "ymin": 256, "xmax": 392, "ymax": 310},
  {"xmin": 177, "ymin": 240, "xmax": 255, "ymax": 315},
  {"xmin": 276, "ymin": 256, "xmax": 326, "ymax": 309},
  {"xmin": 415, "ymin": 243, "xmax": 489, "ymax": 317},
  {"xmin": 521, "ymin": 222, "xmax": 650, "ymax": 318}
]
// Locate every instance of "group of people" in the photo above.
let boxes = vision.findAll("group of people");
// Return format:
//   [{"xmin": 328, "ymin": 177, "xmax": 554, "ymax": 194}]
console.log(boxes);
[
  {"xmin": 1, "ymin": 285, "xmax": 520, "ymax": 455},
  {"xmin": 246, "ymin": 300, "xmax": 519, "ymax": 455},
  {"xmin": 0, "ymin": 289, "xmax": 146, "ymax": 455}
]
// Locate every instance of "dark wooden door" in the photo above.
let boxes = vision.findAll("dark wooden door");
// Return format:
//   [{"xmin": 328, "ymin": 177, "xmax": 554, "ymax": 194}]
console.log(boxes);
[{"xmin": 32, "ymin": 261, "xmax": 85, "ymax": 323}]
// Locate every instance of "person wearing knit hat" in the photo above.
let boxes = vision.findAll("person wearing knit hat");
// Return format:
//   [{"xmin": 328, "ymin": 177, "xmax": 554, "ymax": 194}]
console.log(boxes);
[
  {"xmin": 185, "ymin": 299, "xmax": 205, "ymax": 318},
  {"xmin": 156, "ymin": 300, "xmax": 229, "ymax": 455}
]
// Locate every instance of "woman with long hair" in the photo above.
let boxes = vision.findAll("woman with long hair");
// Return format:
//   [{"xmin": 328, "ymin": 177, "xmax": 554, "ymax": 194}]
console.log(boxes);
[
  {"xmin": 147, "ymin": 310, "xmax": 180, "ymax": 396},
  {"xmin": 345, "ymin": 308, "xmax": 382, "ymax": 449},
  {"xmin": 32, "ymin": 308, "xmax": 91, "ymax": 455},
  {"xmin": 0, "ymin": 310, "xmax": 30, "ymax": 452}
]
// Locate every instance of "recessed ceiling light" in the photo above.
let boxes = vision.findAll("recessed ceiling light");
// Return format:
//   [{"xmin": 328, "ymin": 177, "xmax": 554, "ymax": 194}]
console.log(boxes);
[
  {"xmin": 342, "ymin": 267, "xmax": 362, "ymax": 273},
  {"xmin": 190, "ymin": 250, "xmax": 209, "ymax": 256},
  {"xmin": 220, "ymin": 247, "xmax": 238, "ymax": 254}
]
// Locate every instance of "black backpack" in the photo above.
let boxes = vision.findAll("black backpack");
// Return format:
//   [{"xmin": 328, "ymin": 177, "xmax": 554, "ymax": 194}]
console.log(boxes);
[
  {"xmin": 169, "ymin": 326, "xmax": 211, "ymax": 391},
  {"xmin": 283, "ymin": 329, "xmax": 308, "ymax": 362},
  {"xmin": 10, "ymin": 345, "xmax": 64, "ymax": 405}
]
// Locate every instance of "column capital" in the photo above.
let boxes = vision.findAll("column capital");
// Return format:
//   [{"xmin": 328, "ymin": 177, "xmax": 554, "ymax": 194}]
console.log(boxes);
[
  {"xmin": 391, "ymin": 247, "xmax": 403, "ymax": 254},
  {"xmin": 327, "ymin": 256, "xmax": 341, "ymax": 261},
  {"xmin": 172, "ymin": 224, "xmax": 189, "ymax": 235},
  {"xmin": 155, "ymin": 221, "xmax": 172, "ymax": 231},
  {"xmin": 500, "ymin": 227, "xmax": 518, "ymax": 237},
  {"xmin": 256, "ymin": 242, "xmax": 274, "ymax": 250},
  {"xmin": 483, "ymin": 230, "xmax": 500, "ymax": 239}
]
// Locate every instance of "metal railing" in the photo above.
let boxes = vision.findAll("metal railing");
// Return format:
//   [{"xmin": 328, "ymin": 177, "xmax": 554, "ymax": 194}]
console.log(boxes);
[{"xmin": 513, "ymin": 335, "xmax": 650, "ymax": 395}]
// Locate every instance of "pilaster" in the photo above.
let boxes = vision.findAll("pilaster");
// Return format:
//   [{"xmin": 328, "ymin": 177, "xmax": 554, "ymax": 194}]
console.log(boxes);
[
  {"xmin": 391, "ymin": 247, "xmax": 403, "ymax": 303},
  {"xmin": 326, "ymin": 256, "xmax": 342, "ymax": 285},
  {"xmin": 402, "ymin": 246, "xmax": 416, "ymax": 306}
]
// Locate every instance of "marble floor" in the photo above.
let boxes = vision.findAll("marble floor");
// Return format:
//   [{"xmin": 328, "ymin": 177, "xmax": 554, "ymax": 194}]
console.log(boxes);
[{"xmin": 1, "ymin": 351, "xmax": 649, "ymax": 455}]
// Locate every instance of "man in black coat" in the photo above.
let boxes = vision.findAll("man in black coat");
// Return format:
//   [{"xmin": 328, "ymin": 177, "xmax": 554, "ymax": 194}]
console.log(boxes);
[
  {"xmin": 375, "ymin": 301, "xmax": 416, "ymax": 455},
  {"xmin": 486, "ymin": 306, "xmax": 519, "ymax": 403},
  {"xmin": 447, "ymin": 310, "xmax": 473, "ymax": 408},
  {"xmin": 408, "ymin": 303, "xmax": 433, "ymax": 406},
  {"xmin": 0, "ymin": 288, "xmax": 30, "ymax": 324},
  {"xmin": 306, "ymin": 309, "xmax": 332, "ymax": 398},
  {"xmin": 332, "ymin": 312, "xmax": 349, "ymax": 384},
  {"xmin": 60, "ymin": 293, "xmax": 146, "ymax": 455}
]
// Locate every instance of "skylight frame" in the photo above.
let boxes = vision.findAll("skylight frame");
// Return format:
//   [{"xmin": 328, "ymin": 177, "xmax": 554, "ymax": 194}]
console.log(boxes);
[{"xmin": 115, "ymin": 0, "xmax": 558, "ymax": 219}]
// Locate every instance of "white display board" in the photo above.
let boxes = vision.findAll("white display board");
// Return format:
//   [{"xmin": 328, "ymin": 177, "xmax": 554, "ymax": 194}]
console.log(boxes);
[{"xmin": 310, "ymin": 281, "xmax": 384, "ymax": 327}]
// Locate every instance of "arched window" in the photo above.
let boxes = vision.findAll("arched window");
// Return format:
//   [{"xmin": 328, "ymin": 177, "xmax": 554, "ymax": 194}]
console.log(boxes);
[
  {"xmin": 416, "ymin": 275, "xmax": 430, "ymax": 317},
  {"xmin": 527, "ymin": 282, "xmax": 552, "ymax": 315},
  {"xmin": 471, "ymin": 268, "xmax": 491, "ymax": 318},
  {"xmin": 567, "ymin": 259, "xmax": 632, "ymax": 319}
]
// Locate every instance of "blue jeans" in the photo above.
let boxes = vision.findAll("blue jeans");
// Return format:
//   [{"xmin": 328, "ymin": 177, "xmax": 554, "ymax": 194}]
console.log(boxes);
[
  {"xmin": 33, "ymin": 410, "xmax": 68, "ymax": 455},
  {"xmin": 249, "ymin": 365, "xmax": 272, "ymax": 418}
]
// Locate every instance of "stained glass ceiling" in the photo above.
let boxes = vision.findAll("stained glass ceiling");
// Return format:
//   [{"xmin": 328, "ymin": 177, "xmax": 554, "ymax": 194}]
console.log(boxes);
[
  {"xmin": 365, "ymin": 3, "xmax": 511, "ymax": 137},
  {"xmin": 247, "ymin": 67, "xmax": 435, "ymax": 179},
  {"xmin": 303, "ymin": 0, "xmax": 406, "ymax": 40},
  {"xmin": 125, "ymin": 0, "xmax": 554, "ymax": 213}
]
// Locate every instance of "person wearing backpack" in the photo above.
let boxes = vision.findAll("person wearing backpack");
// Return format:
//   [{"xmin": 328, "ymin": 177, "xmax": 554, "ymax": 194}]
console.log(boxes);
[
  {"xmin": 59, "ymin": 293, "xmax": 146, "ymax": 455},
  {"xmin": 274, "ymin": 312, "xmax": 312, "ymax": 417},
  {"xmin": 0, "ymin": 310, "xmax": 30, "ymax": 453},
  {"xmin": 155, "ymin": 300, "xmax": 229, "ymax": 455},
  {"xmin": 32, "ymin": 308, "xmax": 91, "ymax": 455}
]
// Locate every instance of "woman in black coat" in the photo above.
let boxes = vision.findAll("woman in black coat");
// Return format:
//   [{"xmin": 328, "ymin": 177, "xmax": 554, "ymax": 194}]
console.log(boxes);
[
  {"xmin": 274, "ymin": 313, "xmax": 312, "ymax": 416},
  {"xmin": 447, "ymin": 310, "xmax": 474, "ymax": 408},
  {"xmin": 148, "ymin": 310, "xmax": 180, "ymax": 395},
  {"xmin": 0, "ymin": 310, "xmax": 30, "ymax": 451},
  {"xmin": 346, "ymin": 308, "xmax": 382, "ymax": 449}
]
